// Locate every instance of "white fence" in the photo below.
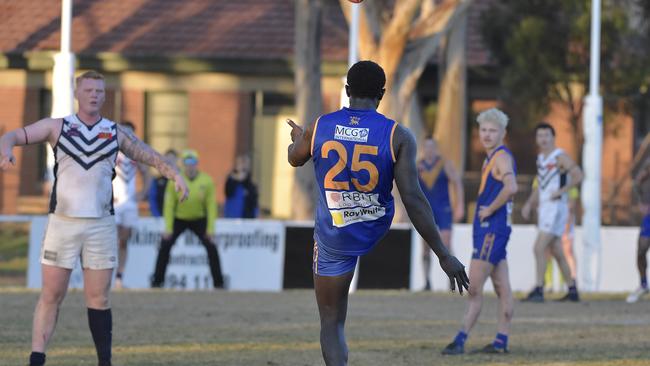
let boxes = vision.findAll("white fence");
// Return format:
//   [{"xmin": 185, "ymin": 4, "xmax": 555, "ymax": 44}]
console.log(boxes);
[{"xmin": 2, "ymin": 215, "xmax": 643, "ymax": 293}]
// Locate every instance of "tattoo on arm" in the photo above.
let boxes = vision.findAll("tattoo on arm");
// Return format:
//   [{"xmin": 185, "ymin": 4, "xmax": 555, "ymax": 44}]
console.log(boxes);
[{"xmin": 117, "ymin": 125, "xmax": 178, "ymax": 180}]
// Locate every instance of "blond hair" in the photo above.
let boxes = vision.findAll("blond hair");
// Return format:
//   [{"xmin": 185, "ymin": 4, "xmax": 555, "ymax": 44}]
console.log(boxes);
[
  {"xmin": 75, "ymin": 70, "xmax": 104, "ymax": 86},
  {"xmin": 476, "ymin": 108, "xmax": 509, "ymax": 128}
]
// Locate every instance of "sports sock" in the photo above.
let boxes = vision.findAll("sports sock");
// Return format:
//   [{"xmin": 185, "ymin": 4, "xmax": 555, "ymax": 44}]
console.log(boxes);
[
  {"xmin": 568, "ymin": 285, "xmax": 578, "ymax": 294},
  {"xmin": 493, "ymin": 333, "xmax": 508, "ymax": 350},
  {"xmin": 453, "ymin": 331, "xmax": 468, "ymax": 346},
  {"xmin": 29, "ymin": 351, "xmax": 46, "ymax": 366},
  {"xmin": 88, "ymin": 308, "xmax": 112, "ymax": 363},
  {"xmin": 534, "ymin": 286, "xmax": 543, "ymax": 294},
  {"xmin": 115, "ymin": 272, "xmax": 123, "ymax": 280},
  {"xmin": 641, "ymin": 276, "xmax": 647, "ymax": 289}
]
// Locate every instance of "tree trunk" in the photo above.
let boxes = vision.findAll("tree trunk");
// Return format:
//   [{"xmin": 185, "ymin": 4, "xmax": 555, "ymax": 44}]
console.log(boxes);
[
  {"xmin": 434, "ymin": 10, "xmax": 467, "ymax": 172},
  {"xmin": 293, "ymin": 0, "xmax": 323, "ymax": 220}
]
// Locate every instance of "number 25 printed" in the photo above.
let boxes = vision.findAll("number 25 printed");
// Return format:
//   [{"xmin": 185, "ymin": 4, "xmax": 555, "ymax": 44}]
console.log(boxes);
[{"xmin": 322, "ymin": 141, "xmax": 378, "ymax": 192}]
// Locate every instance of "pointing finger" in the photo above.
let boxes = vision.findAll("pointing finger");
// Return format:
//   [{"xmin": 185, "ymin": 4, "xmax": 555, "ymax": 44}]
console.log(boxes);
[{"xmin": 286, "ymin": 119, "xmax": 300, "ymax": 129}]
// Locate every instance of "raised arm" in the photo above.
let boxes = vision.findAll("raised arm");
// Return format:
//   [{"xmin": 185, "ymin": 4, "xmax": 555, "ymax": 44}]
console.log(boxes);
[
  {"xmin": 116, "ymin": 124, "xmax": 189, "ymax": 201},
  {"xmin": 478, "ymin": 153, "xmax": 517, "ymax": 222},
  {"xmin": 443, "ymin": 159, "xmax": 465, "ymax": 222},
  {"xmin": 393, "ymin": 125, "xmax": 469, "ymax": 293},
  {"xmin": 0, "ymin": 118, "xmax": 61, "ymax": 170},
  {"xmin": 286, "ymin": 118, "xmax": 316, "ymax": 167}
]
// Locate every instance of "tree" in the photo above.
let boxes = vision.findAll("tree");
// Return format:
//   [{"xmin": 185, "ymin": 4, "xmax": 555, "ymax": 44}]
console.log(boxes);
[
  {"xmin": 480, "ymin": 0, "xmax": 649, "ymax": 160},
  {"xmin": 292, "ymin": 0, "xmax": 323, "ymax": 219}
]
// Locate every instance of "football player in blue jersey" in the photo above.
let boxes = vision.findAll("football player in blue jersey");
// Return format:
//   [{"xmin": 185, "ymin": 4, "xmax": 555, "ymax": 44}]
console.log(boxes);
[
  {"xmin": 286, "ymin": 60, "xmax": 469, "ymax": 366},
  {"xmin": 442, "ymin": 108, "xmax": 517, "ymax": 355}
]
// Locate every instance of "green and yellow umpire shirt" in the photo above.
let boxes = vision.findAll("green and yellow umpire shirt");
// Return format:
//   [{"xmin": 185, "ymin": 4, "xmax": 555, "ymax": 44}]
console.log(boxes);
[{"xmin": 163, "ymin": 172, "xmax": 217, "ymax": 235}]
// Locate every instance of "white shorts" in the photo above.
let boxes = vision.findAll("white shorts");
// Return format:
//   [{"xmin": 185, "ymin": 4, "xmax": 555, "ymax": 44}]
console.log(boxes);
[
  {"xmin": 537, "ymin": 202, "xmax": 569, "ymax": 237},
  {"xmin": 114, "ymin": 202, "xmax": 138, "ymax": 228},
  {"xmin": 41, "ymin": 214, "xmax": 118, "ymax": 270}
]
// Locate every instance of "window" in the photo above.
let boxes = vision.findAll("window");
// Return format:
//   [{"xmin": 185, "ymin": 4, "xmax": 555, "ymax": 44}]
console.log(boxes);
[{"xmin": 145, "ymin": 92, "xmax": 189, "ymax": 153}]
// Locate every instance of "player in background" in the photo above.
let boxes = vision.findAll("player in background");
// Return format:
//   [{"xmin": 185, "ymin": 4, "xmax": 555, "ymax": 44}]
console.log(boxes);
[
  {"xmin": 521, "ymin": 123, "xmax": 582, "ymax": 302},
  {"xmin": 0, "ymin": 70, "xmax": 188, "ymax": 366},
  {"xmin": 112, "ymin": 121, "xmax": 151, "ymax": 289},
  {"xmin": 148, "ymin": 149, "xmax": 178, "ymax": 217},
  {"xmin": 442, "ymin": 108, "xmax": 517, "ymax": 355},
  {"xmin": 627, "ymin": 163, "xmax": 650, "ymax": 303},
  {"xmin": 418, "ymin": 137, "xmax": 465, "ymax": 290},
  {"xmin": 286, "ymin": 60, "xmax": 469, "ymax": 366}
]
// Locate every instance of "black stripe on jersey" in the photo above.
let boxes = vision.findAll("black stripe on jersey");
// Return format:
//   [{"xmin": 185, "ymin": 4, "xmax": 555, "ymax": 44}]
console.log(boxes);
[
  {"xmin": 59, "ymin": 132, "xmax": 117, "ymax": 158},
  {"xmin": 110, "ymin": 168, "xmax": 116, "ymax": 215},
  {"xmin": 560, "ymin": 172, "xmax": 567, "ymax": 189},
  {"xmin": 538, "ymin": 170, "xmax": 560, "ymax": 190},
  {"xmin": 57, "ymin": 143, "xmax": 119, "ymax": 171},
  {"xmin": 62, "ymin": 119, "xmax": 116, "ymax": 146},
  {"xmin": 49, "ymin": 148, "xmax": 59, "ymax": 213}
]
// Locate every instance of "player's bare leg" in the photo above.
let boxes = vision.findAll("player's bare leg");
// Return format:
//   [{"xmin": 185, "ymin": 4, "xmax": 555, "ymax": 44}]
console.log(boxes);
[
  {"xmin": 84, "ymin": 268, "xmax": 114, "ymax": 366},
  {"xmin": 461, "ymin": 259, "xmax": 494, "ymax": 333},
  {"xmin": 523, "ymin": 232, "xmax": 555, "ymax": 302},
  {"xmin": 627, "ymin": 237, "xmax": 650, "ymax": 303},
  {"xmin": 32, "ymin": 265, "xmax": 72, "ymax": 354},
  {"xmin": 489, "ymin": 260, "xmax": 514, "ymax": 352},
  {"xmin": 442, "ymin": 259, "xmax": 492, "ymax": 355},
  {"xmin": 422, "ymin": 229, "xmax": 451, "ymax": 290},
  {"xmin": 115, "ymin": 226, "xmax": 131, "ymax": 289},
  {"xmin": 562, "ymin": 233, "xmax": 576, "ymax": 279},
  {"xmin": 549, "ymin": 238, "xmax": 579, "ymax": 301},
  {"xmin": 314, "ymin": 271, "xmax": 355, "ymax": 366}
]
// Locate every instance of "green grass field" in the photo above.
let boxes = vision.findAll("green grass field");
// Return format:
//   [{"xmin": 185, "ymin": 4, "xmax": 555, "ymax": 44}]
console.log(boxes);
[{"xmin": 1, "ymin": 289, "xmax": 649, "ymax": 365}]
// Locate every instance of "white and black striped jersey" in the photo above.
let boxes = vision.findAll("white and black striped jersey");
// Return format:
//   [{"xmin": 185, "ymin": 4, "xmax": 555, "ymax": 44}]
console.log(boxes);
[
  {"xmin": 536, "ymin": 148, "xmax": 568, "ymax": 203},
  {"xmin": 49, "ymin": 114, "xmax": 119, "ymax": 217},
  {"xmin": 113, "ymin": 152, "xmax": 137, "ymax": 206}
]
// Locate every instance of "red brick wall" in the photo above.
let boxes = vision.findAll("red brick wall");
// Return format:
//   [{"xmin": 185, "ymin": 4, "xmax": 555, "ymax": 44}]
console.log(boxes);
[
  {"xmin": 18, "ymin": 88, "xmax": 43, "ymax": 196},
  {"xmin": 187, "ymin": 91, "xmax": 252, "ymax": 205},
  {"xmin": 0, "ymin": 87, "xmax": 29, "ymax": 213},
  {"xmin": 120, "ymin": 89, "xmax": 145, "ymax": 136}
]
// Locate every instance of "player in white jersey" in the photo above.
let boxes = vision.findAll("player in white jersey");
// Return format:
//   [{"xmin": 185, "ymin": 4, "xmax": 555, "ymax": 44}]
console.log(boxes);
[
  {"xmin": 0, "ymin": 71, "xmax": 189, "ymax": 366},
  {"xmin": 112, "ymin": 121, "xmax": 150, "ymax": 289},
  {"xmin": 521, "ymin": 122, "xmax": 583, "ymax": 302}
]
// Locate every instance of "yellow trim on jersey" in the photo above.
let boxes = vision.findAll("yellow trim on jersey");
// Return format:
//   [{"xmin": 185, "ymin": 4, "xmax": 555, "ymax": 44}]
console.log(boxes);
[
  {"xmin": 390, "ymin": 122, "xmax": 398, "ymax": 163},
  {"xmin": 479, "ymin": 150, "xmax": 506, "ymax": 195},
  {"xmin": 419, "ymin": 158, "xmax": 445, "ymax": 190},
  {"xmin": 479, "ymin": 233, "xmax": 495, "ymax": 261}
]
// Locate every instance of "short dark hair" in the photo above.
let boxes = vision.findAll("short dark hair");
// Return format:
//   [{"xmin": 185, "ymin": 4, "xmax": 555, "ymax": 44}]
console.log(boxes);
[
  {"xmin": 165, "ymin": 149, "xmax": 177, "ymax": 156},
  {"xmin": 121, "ymin": 121, "xmax": 135, "ymax": 131},
  {"xmin": 346, "ymin": 60, "xmax": 386, "ymax": 99},
  {"xmin": 534, "ymin": 122, "xmax": 555, "ymax": 136}
]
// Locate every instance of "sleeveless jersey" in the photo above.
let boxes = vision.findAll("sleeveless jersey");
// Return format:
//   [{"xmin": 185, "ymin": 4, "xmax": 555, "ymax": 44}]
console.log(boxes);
[
  {"xmin": 473, "ymin": 145, "xmax": 516, "ymax": 235},
  {"xmin": 536, "ymin": 148, "xmax": 568, "ymax": 203},
  {"xmin": 49, "ymin": 114, "xmax": 119, "ymax": 218},
  {"xmin": 418, "ymin": 157, "xmax": 451, "ymax": 210},
  {"xmin": 312, "ymin": 107, "xmax": 397, "ymax": 256},
  {"xmin": 113, "ymin": 152, "xmax": 137, "ymax": 206}
]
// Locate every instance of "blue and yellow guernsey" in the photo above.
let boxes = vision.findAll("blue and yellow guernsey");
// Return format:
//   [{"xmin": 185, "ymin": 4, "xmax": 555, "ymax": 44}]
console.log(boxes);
[
  {"xmin": 311, "ymin": 107, "xmax": 398, "ymax": 256},
  {"xmin": 473, "ymin": 145, "xmax": 516, "ymax": 236}
]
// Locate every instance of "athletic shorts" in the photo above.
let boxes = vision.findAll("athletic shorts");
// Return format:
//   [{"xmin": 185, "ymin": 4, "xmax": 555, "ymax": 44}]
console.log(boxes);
[
  {"xmin": 537, "ymin": 201, "xmax": 569, "ymax": 237},
  {"xmin": 114, "ymin": 201, "xmax": 138, "ymax": 228},
  {"xmin": 472, "ymin": 231, "xmax": 509, "ymax": 265},
  {"xmin": 313, "ymin": 242, "xmax": 358, "ymax": 277},
  {"xmin": 41, "ymin": 214, "xmax": 118, "ymax": 270},
  {"xmin": 433, "ymin": 206, "xmax": 452, "ymax": 231},
  {"xmin": 641, "ymin": 214, "xmax": 650, "ymax": 238}
]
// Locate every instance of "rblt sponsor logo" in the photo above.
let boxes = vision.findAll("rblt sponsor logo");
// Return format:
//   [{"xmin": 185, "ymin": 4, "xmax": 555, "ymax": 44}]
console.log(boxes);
[
  {"xmin": 326, "ymin": 190, "xmax": 380, "ymax": 209},
  {"xmin": 334, "ymin": 125, "xmax": 369, "ymax": 143},
  {"xmin": 330, "ymin": 205, "xmax": 386, "ymax": 227}
]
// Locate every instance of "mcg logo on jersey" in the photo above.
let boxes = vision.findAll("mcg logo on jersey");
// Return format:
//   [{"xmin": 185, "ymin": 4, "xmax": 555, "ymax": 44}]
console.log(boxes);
[{"xmin": 334, "ymin": 125, "xmax": 369, "ymax": 143}]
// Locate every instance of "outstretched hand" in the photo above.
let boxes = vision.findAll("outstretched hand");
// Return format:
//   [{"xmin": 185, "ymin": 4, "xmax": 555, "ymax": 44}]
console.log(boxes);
[
  {"xmin": 286, "ymin": 119, "xmax": 304, "ymax": 142},
  {"xmin": 439, "ymin": 255, "xmax": 470, "ymax": 295},
  {"xmin": 0, "ymin": 154, "xmax": 16, "ymax": 170},
  {"xmin": 174, "ymin": 174, "xmax": 190, "ymax": 202}
]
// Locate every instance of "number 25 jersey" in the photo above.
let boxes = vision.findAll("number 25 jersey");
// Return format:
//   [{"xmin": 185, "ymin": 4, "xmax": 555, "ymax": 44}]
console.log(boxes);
[{"xmin": 311, "ymin": 107, "xmax": 397, "ymax": 256}]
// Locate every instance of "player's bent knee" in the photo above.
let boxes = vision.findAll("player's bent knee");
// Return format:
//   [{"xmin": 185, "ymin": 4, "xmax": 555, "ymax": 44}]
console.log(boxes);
[{"xmin": 40, "ymin": 289, "xmax": 66, "ymax": 306}]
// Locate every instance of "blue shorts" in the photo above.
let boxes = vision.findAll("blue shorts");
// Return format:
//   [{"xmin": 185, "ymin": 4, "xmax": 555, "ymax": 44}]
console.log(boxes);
[
  {"xmin": 433, "ymin": 206, "xmax": 452, "ymax": 231},
  {"xmin": 641, "ymin": 215, "xmax": 650, "ymax": 238},
  {"xmin": 313, "ymin": 242, "xmax": 358, "ymax": 277},
  {"xmin": 472, "ymin": 232, "xmax": 509, "ymax": 265}
]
